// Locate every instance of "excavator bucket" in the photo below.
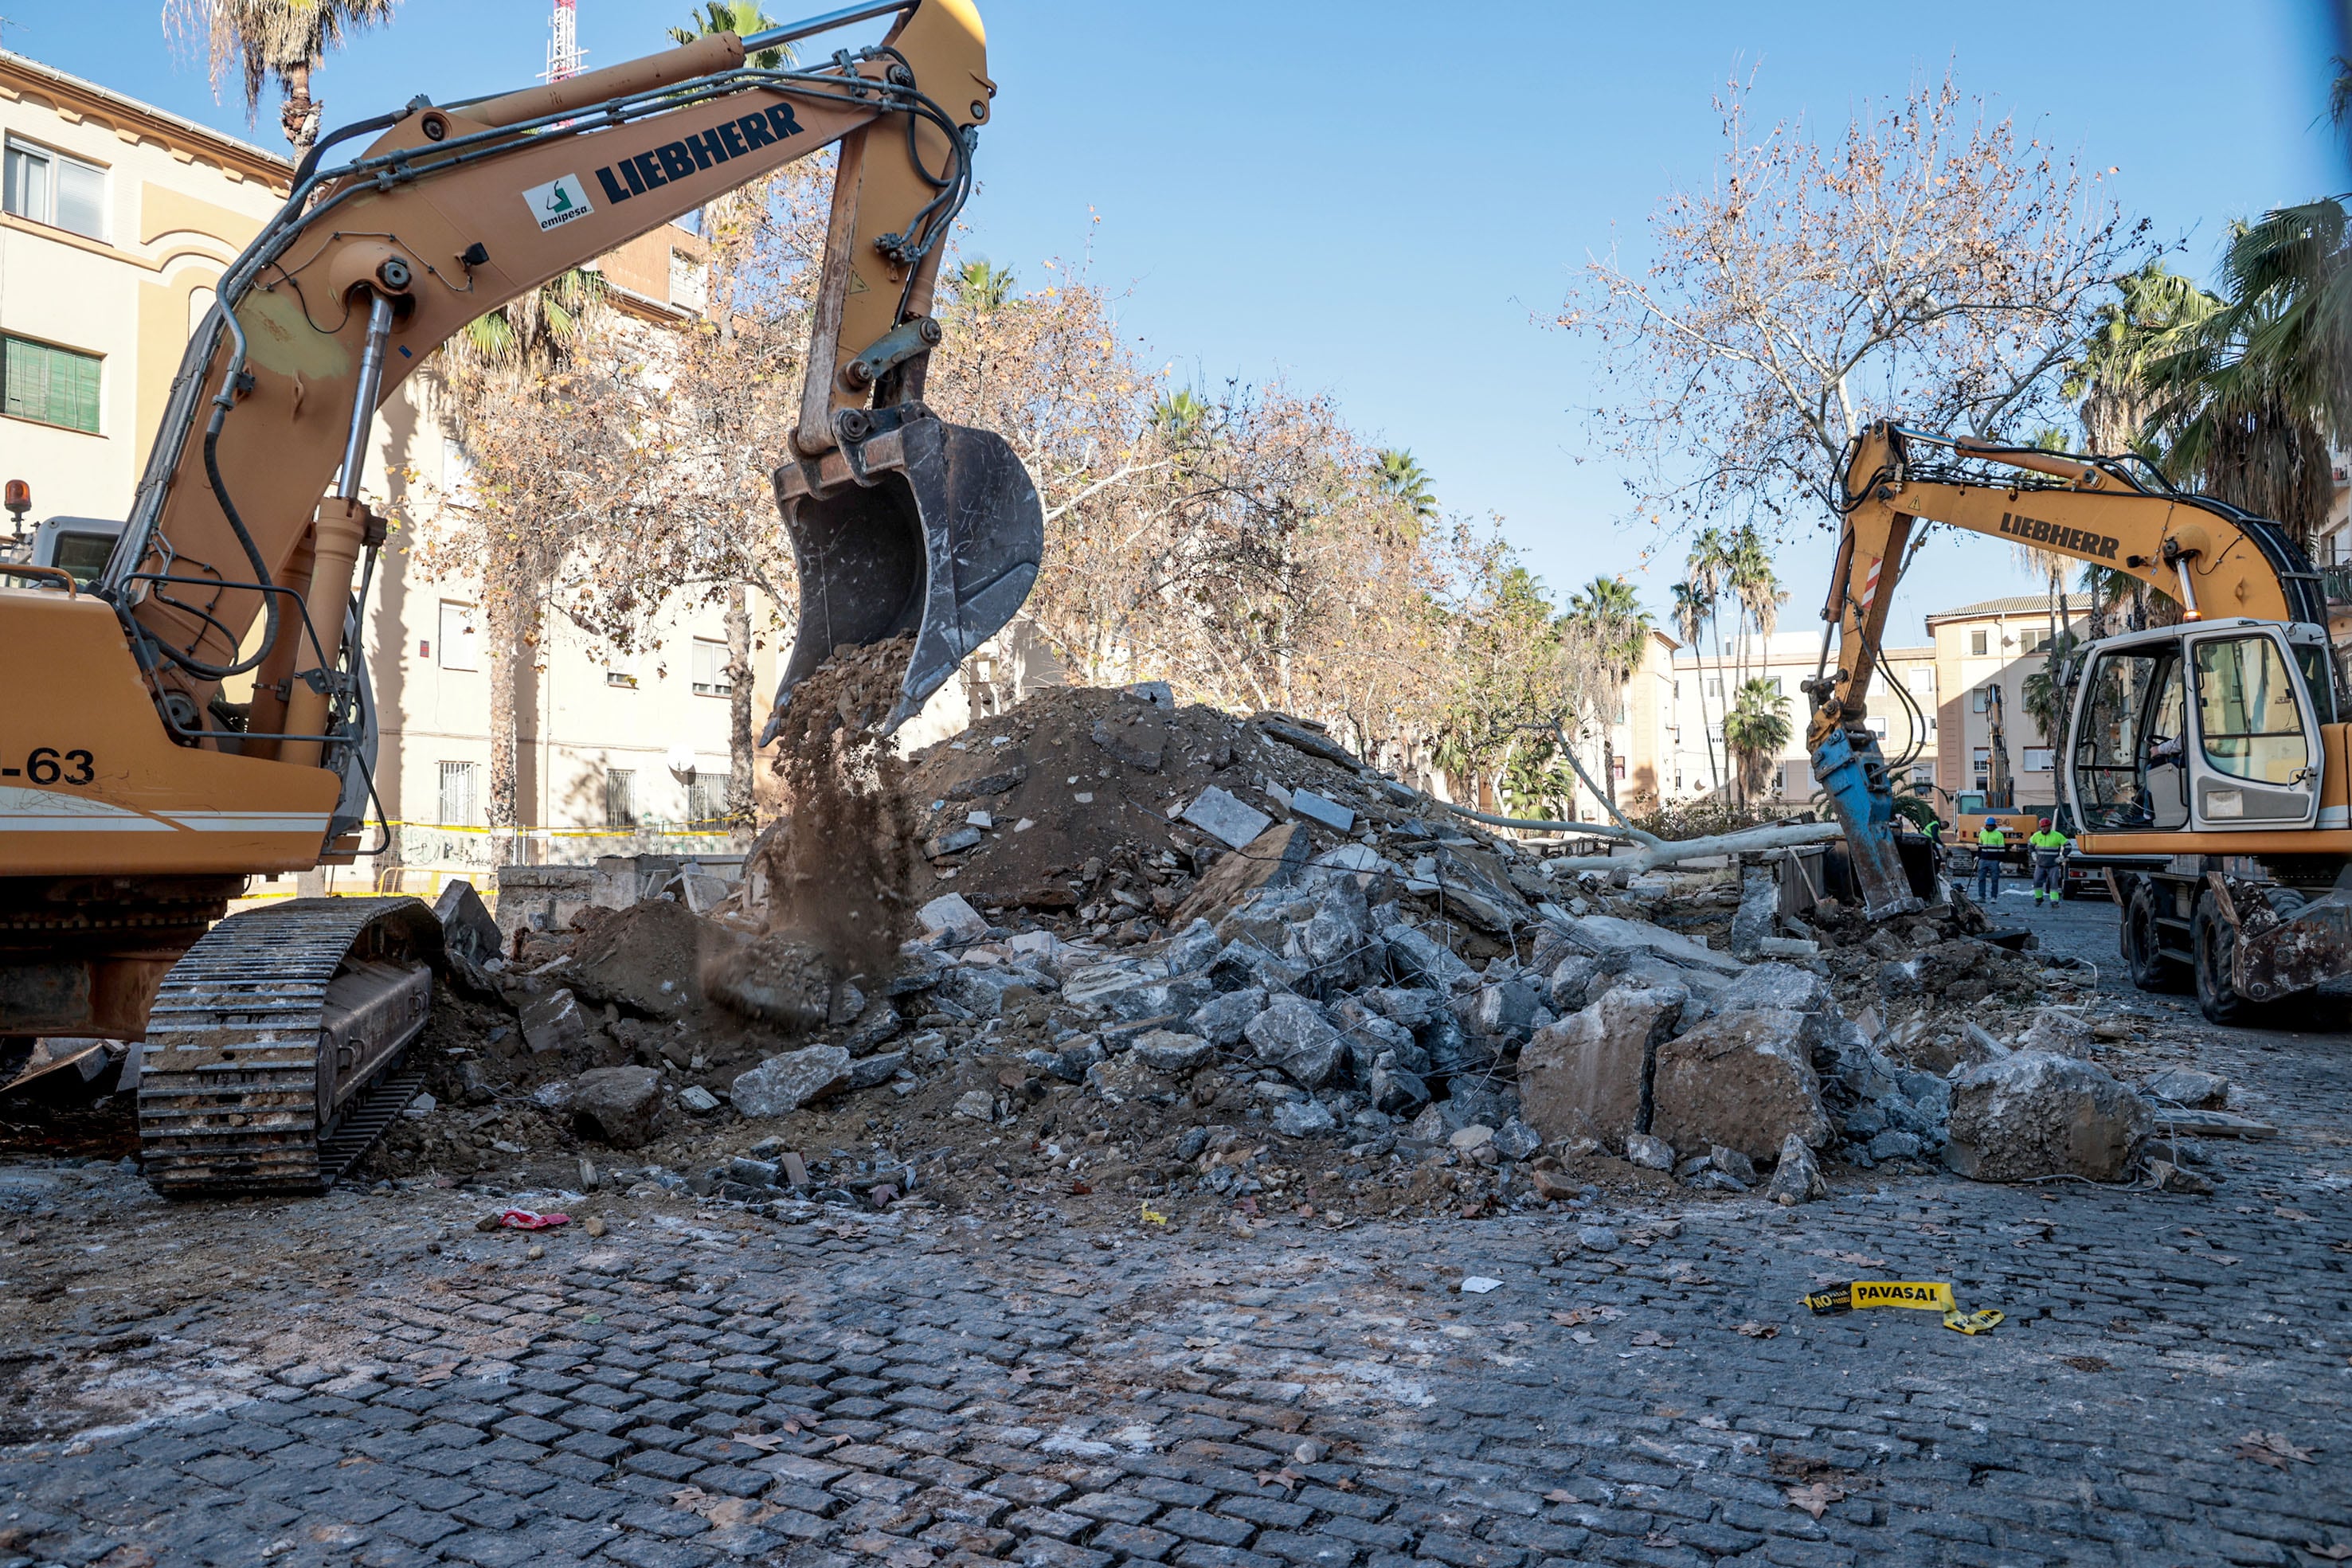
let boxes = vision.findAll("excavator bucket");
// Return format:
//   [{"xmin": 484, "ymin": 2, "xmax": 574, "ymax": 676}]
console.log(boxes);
[{"xmin": 763, "ymin": 405, "xmax": 1043, "ymax": 739}]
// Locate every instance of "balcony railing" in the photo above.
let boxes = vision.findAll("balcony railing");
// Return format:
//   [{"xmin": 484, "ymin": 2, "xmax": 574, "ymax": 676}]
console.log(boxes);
[{"xmin": 2322, "ymin": 561, "xmax": 2352, "ymax": 606}]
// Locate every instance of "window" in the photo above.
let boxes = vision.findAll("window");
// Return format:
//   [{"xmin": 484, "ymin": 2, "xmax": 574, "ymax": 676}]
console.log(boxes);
[
  {"xmin": 1970, "ymin": 629, "xmax": 1989, "ymax": 656},
  {"xmin": 669, "ymin": 249, "xmax": 708, "ymax": 311},
  {"xmin": 1906, "ymin": 667, "xmax": 1935, "ymax": 698},
  {"xmin": 2193, "ymin": 635, "xmax": 2309, "ymax": 785},
  {"xmin": 3, "ymin": 136, "xmax": 105, "ymax": 240},
  {"xmin": 605, "ymin": 768, "xmax": 637, "ymax": 828},
  {"xmin": 687, "ymin": 768, "xmax": 728, "ymax": 827},
  {"xmin": 1708, "ymin": 678, "xmax": 1722, "ymax": 699},
  {"xmin": 437, "ymin": 761, "xmax": 479, "ymax": 827},
  {"xmin": 2020, "ymin": 628, "xmax": 2050, "ymax": 655},
  {"xmin": 1865, "ymin": 715, "xmax": 1888, "ymax": 738},
  {"xmin": 1765, "ymin": 676, "xmax": 1783, "ymax": 696},
  {"xmin": 1971, "ymin": 747, "xmax": 1990, "ymax": 787},
  {"xmin": 2, "ymin": 334, "xmax": 100, "ymax": 433},
  {"xmin": 1611, "ymin": 755, "xmax": 1626, "ymax": 780},
  {"xmin": 2022, "ymin": 747, "xmax": 2053, "ymax": 772},
  {"xmin": 436, "ymin": 602, "xmax": 479, "ymax": 671},
  {"xmin": 1971, "ymin": 686, "xmax": 1994, "ymax": 714},
  {"xmin": 187, "ymin": 283, "xmax": 217, "ymax": 338},
  {"xmin": 606, "ymin": 645, "xmax": 638, "ymax": 688},
  {"xmin": 691, "ymin": 637, "xmax": 731, "ymax": 696}
]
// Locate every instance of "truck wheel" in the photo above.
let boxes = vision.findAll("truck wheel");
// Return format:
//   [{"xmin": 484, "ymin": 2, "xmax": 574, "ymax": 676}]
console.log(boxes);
[
  {"xmin": 2123, "ymin": 883, "xmax": 2188, "ymax": 994},
  {"xmin": 2191, "ymin": 893, "xmax": 2260, "ymax": 1026}
]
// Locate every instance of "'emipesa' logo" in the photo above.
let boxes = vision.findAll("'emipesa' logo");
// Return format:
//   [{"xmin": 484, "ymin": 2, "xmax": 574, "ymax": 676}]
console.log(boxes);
[{"xmin": 592, "ymin": 105, "xmax": 806, "ymax": 205}]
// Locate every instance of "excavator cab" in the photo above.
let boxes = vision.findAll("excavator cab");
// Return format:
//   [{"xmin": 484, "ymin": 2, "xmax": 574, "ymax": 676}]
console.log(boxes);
[{"xmin": 2069, "ymin": 619, "xmax": 2332, "ymax": 836}]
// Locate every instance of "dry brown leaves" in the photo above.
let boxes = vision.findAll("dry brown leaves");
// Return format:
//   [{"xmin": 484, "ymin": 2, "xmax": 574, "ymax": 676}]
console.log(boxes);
[
  {"xmin": 2233, "ymin": 1431, "xmax": 2318, "ymax": 1469},
  {"xmin": 1736, "ymin": 1321, "xmax": 1779, "ymax": 1339},
  {"xmin": 1549, "ymin": 1306, "xmax": 1626, "ymax": 1328},
  {"xmin": 1630, "ymin": 1331, "xmax": 1677, "ymax": 1348},
  {"xmin": 1784, "ymin": 1481, "xmax": 1846, "ymax": 1519}
]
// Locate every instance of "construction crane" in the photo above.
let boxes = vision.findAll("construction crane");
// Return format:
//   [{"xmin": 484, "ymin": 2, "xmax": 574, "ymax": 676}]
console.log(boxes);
[
  {"xmin": 0, "ymin": 0, "xmax": 1042, "ymax": 1191},
  {"xmin": 1808, "ymin": 422, "xmax": 2347, "ymax": 1023}
]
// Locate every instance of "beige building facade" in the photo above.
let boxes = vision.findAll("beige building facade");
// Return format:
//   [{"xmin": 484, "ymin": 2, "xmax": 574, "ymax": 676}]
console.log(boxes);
[
  {"xmin": 1657, "ymin": 632, "xmax": 1938, "ymax": 809},
  {"xmin": 1921, "ymin": 596, "xmax": 2089, "ymax": 813}
]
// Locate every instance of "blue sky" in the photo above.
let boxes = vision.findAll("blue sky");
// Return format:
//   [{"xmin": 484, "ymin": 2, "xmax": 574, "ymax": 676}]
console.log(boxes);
[{"xmin": 25, "ymin": 0, "xmax": 2350, "ymax": 647}]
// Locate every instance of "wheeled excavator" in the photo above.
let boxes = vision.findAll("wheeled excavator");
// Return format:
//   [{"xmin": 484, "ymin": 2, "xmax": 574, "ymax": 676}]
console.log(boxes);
[
  {"xmin": 0, "ymin": 0, "xmax": 1043, "ymax": 1191},
  {"xmin": 1808, "ymin": 421, "xmax": 2348, "ymax": 1023}
]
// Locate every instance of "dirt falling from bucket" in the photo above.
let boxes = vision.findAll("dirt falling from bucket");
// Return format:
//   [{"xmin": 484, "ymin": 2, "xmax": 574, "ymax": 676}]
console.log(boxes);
[{"xmin": 741, "ymin": 634, "xmax": 918, "ymax": 990}]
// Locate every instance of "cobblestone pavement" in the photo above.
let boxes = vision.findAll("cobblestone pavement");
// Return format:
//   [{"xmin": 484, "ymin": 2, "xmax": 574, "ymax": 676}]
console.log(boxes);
[{"xmin": 2, "ymin": 900, "xmax": 2348, "ymax": 1568}]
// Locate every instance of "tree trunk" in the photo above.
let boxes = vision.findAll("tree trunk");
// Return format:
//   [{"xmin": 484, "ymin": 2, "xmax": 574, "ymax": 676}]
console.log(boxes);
[
  {"xmin": 725, "ymin": 585, "xmax": 755, "ymax": 840},
  {"xmin": 485, "ymin": 587, "xmax": 524, "ymax": 868},
  {"xmin": 1601, "ymin": 728, "xmax": 1618, "ymax": 810},
  {"xmin": 279, "ymin": 57, "xmax": 321, "ymax": 160}
]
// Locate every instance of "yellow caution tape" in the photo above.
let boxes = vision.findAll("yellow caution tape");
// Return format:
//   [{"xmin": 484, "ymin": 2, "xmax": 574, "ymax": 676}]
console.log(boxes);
[
  {"xmin": 1139, "ymin": 1203, "xmax": 1168, "ymax": 1226},
  {"xmin": 1803, "ymin": 1280, "xmax": 2002, "ymax": 1334}
]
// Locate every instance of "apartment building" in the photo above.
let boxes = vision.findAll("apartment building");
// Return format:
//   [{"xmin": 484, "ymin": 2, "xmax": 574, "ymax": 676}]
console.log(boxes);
[
  {"xmin": 1920, "ymin": 596, "xmax": 2090, "ymax": 812},
  {"xmin": 1659, "ymin": 631, "xmax": 1939, "ymax": 807}
]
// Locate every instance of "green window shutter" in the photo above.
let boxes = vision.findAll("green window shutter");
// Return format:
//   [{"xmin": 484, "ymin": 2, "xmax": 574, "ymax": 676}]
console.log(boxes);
[{"xmin": 1, "ymin": 335, "xmax": 101, "ymax": 433}]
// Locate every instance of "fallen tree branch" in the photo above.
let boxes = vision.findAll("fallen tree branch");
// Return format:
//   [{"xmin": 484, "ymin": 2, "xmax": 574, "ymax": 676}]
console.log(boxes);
[{"xmin": 1539, "ymin": 820, "xmax": 1846, "ymax": 874}]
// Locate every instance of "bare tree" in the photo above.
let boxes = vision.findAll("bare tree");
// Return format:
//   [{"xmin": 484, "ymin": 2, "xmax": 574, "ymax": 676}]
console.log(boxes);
[{"xmin": 1562, "ymin": 69, "xmax": 2156, "ymax": 532}]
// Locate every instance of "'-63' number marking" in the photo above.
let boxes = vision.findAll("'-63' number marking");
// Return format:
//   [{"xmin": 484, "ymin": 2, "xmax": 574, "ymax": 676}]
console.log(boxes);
[{"xmin": 6, "ymin": 748, "xmax": 95, "ymax": 785}]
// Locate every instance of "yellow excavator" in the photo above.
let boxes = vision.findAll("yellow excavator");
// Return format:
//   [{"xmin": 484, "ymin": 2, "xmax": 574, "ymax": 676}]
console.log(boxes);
[
  {"xmin": 0, "ymin": 0, "xmax": 1041, "ymax": 1191},
  {"xmin": 1811, "ymin": 422, "xmax": 2348, "ymax": 1024}
]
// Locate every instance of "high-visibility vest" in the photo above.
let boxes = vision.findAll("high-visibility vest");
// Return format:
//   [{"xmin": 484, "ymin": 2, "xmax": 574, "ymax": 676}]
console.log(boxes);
[
  {"xmin": 2029, "ymin": 830, "xmax": 2067, "ymax": 852},
  {"xmin": 1978, "ymin": 828, "xmax": 2006, "ymax": 847}
]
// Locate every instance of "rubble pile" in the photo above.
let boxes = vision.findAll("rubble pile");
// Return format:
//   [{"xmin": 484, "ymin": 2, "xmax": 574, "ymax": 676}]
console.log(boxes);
[{"xmin": 355, "ymin": 677, "xmax": 2226, "ymax": 1225}]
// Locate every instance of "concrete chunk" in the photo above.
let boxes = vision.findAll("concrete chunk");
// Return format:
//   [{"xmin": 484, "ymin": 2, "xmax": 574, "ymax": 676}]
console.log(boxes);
[
  {"xmin": 917, "ymin": 893, "xmax": 988, "ymax": 944},
  {"xmin": 1244, "ymin": 995, "xmax": 1346, "ymax": 1089},
  {"xmin": 1516, "ymin": 982, "xmax": 1688, "ymax": 1151},
  {"xmin": 1649, "ymin": 1008, "xmax": 1833, "ymax": 1163},
  {"xmin": 569, "ymin": 1065, "xmax": 662, "ymax": 1148},
  {"xmin": 1182, "ymin": 786, "xmax": 1274, "ymax": 850},
  {"xmin": 1945, "ymin": 1050, "xmax": 2148, "ymax": 1183},
  {"xmin": 1287, "ymin": 788, "xmax": 1356, "ymax": 833},
  {"xmin": 730, "ymin": 1046, "xmax": 852, "ymax": 1119}
]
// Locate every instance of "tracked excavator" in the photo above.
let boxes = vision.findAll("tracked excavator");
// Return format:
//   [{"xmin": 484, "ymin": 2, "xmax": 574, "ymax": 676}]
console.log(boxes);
[
  {"xmin": 0, "ymin": 0, "xmax": 1043, "ymax": 1191},
  {"xmin": 1810, "ymin": 421, "xmax": 2349, "ymax": 1024}
]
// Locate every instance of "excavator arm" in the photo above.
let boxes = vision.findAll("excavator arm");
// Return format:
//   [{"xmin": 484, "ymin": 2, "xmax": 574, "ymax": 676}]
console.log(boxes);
[
  {"xmin": 102, "ymin": 0, "xmax": 1036, "ymax": 843},
  {"xmin": 1808, "ymin": 420, "xmax": 2336, "ymax": 915}
]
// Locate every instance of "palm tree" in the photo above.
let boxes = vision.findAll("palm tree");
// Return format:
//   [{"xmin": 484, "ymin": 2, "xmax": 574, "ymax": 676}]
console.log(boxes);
[
  {"xmin": 955, "ymin": 260, "xmax": 1016, "ymax": 313},
  {"xmin": 670, "ymin": 0, "xmax": 790, "ymax": 67},
  {"xmin": 1685, "ymin": 527, "xmax": 1736, "ymax": 791},
  {"xmin": 1149, "ymin": 388, "xmax": 1207, "ymax": 442},
  {"xmin": 1375, "ymin": 450, "xmax": 1438, "ymax": 533},
  {"xmin": 1725, "ymin": 525, "xmax": 1787, "ymax": 693},
  {"xmin": 1669, "ymin": 578, "xmax": 1721, "ymax": 799},
  {"xmin": 1722, "ymin": 677, "xmax": 1794, "ymax": 807},
  {"xmin": 1563, "ymin": 574, "xmax": 1655, "ymax": 810},
  {"xmin": 167, "ymin": 0, "xmax": 401, "ymax": 158}
]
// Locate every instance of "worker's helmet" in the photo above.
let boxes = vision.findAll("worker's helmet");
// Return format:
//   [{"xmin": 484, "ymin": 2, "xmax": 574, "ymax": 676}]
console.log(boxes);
[
  {"xmin": 1984, "ymin": 816, "xmax": 1998, "ymax": 827},
  {"xmin": 2038, "ymin": 817, "xmax": 2052, "ymax": 830}
]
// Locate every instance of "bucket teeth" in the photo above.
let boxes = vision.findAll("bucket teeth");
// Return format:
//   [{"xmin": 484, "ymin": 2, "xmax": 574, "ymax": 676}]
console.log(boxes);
[{"xmin": 765, "ymin": 405, "xmax": 1043, "ymax": 738}]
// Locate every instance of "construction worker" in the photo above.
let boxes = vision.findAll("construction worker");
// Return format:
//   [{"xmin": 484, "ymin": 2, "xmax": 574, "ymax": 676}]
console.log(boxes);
[
  {"xmin": 1975, "ymin": 816, "xmax": 2008, "ymax": 903},
  {"xmin": 2029, "ymin": 816, "xmax": 2070, "ymax": 904}
]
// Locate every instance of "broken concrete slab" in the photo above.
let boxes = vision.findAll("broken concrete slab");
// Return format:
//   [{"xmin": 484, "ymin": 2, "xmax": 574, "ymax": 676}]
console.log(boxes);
[
  {"xmin": 1383, "ymin": 921, "xmax": 1478, "ymax": 993},
  {"xmin": 1183, "ymin": 786, "xmax": 1275, "ymax": 850},
  {"xmin": 520, "ymin": 988, "xmax": 593, "ymax": 1057},
  {"xmin": 1172, "ymin": 822, "xmax": 1310, "ymax": 928},
  {"xmin": 1244, "ymin": 995, "xmax": 1347, "ymax": 1089},
  {"xmin": 1516, "ymin": 982, "xmax": 1689, "ymax": 1151},
  {"xmin": 2017, "ymin": 1007, "xmax": 2093, "ymax": 1058},
  {"xmin": 2141, "ymin": 1067, "xmax": 2229, "ymax": 1109},
  {"xmin": 1944, "ymin": 1050, "xmax": 2149, "ymax": 1183},
  {"xmin": 1563, "ymin": 913, "xmax": 1746, "ymax": 976},
  {"xmin": 730, "ymin": 1045, "xmax": 852, "ymax": 1119},
  {"xmin": 918, "ymin": 893, "xmax": 989, "ymax": 944},
  {"xmin": 1272, "ymin": 1097, "xmax": 1337, "ymax": 1136},
  {"xmin": 1087, "ymin": 1054, "xmax": 1182, "ymax": 1106},
  {"xmin": 569, "ymin": 1065, "xmax": 662, "ymax": 1148},
  {"xmin": 1188, "ymin": 985, "xmax": 1267, "ymax": 1047},
  {"xmin": 1729, "ymin": 868, "xmax": 1778, "ymax": 964},
  {"xmin": 434, "ymin": 878, "xmax": 503, "ymax": 965},
  {"xmin": 1649, "ymin": 1008, "xmax": 1834, "ymax": 1164},
  {"xmin": 1130, "ymin": 1029, "xmax": 1214, "ymax": 1075},
  {"xmin": 1287, "ymin": 788, "xmax": 1355, "ymax": 833},
  {"xmin": 1764, "ymin": 1132, "xmax": 1827, "ymax": 1206}
]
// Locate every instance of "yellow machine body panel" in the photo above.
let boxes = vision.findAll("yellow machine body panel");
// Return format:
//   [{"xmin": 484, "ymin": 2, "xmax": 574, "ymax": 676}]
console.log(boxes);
[{"xmin": 0, "ymin": 590, "xmax": 339, "ymax": 876}]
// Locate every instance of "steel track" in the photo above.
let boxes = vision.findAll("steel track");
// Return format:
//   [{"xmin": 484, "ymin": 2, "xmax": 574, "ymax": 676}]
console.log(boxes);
[{"xmin": 139, "ymin": 896, "xmax": 432, "ymax": 1195}]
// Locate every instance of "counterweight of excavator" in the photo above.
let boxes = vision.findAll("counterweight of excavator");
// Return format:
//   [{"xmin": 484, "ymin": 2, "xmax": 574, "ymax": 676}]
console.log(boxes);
[{"xmin": 2, "ymin": 748, "xmax": 94, "ymax": 784}]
